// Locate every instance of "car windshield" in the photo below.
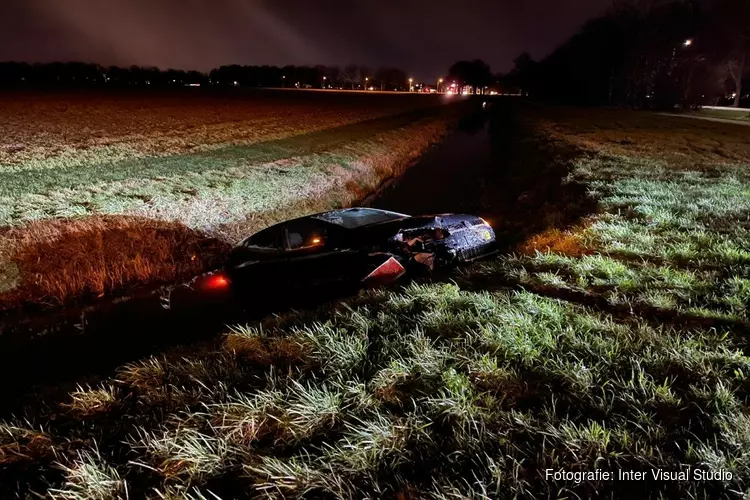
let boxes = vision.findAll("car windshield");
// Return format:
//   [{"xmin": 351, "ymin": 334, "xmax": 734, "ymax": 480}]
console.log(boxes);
[{"xmin": 312, "ymin": 208, "xmax": 408, "ymax": 229}]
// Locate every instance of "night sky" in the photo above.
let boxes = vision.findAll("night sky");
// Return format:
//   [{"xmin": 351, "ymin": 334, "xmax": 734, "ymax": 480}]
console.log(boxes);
[{"xmin": 0, "ymin": 0, "xmax": 611, "ymax": 79}]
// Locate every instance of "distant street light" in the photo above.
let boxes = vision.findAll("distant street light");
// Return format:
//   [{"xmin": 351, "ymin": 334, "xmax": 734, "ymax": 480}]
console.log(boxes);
[
  {"xmin": 322, "ymin": 75, "xmax": 327, "ymax": 88},
  {"xmin": 438, "ymin": 77, "xmax": 443, "ymax": 93},
  {"xmin": 669, "ymin": 38, "xmax": 694, "ymax": 75},
  {"xmin": 408, "ymin": 77, "xmax": 413, "ymax": 92},
  {"xmin": 282, "ymin": 75, "xmax": 286, "ymax": 88},
  {"xmin": 365, "ymin": 76, "xmax": 369, "ymax": 90}
]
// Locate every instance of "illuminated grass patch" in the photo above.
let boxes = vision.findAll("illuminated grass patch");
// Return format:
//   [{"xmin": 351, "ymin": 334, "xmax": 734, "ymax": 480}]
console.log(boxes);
[
  {"xmin": 4, "ymin": 282, "xmax": 749, "ymax": 498},
  {"xmin": 469, "ymin": 156, "xmax": 750, "ymax": 323}
]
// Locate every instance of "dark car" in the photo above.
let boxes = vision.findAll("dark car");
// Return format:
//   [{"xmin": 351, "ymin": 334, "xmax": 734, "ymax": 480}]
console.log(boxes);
[{"xmin": 224, "ymin": 207, "xmax": 496, "ymax": 304}]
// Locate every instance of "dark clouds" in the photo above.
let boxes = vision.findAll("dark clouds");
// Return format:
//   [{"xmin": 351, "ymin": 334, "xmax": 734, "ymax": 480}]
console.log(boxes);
[{"xmin": 0, "ymin": 0, "xmax": 611, "ymax": 78}]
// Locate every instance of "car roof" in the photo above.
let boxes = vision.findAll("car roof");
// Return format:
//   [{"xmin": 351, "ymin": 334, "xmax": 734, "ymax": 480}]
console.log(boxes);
[{"xmin": 309, "ymin": 207, "xmax": 410, "ymax": 229}]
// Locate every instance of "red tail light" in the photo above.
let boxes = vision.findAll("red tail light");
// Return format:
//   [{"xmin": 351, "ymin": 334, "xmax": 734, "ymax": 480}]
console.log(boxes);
[
  {"xmin": 205, "ymin": 273, "xmax": 231, "ymax": 290},
  {"xmin": 362, "ymin": 257, "xmax": 405, "ymax": 287}
]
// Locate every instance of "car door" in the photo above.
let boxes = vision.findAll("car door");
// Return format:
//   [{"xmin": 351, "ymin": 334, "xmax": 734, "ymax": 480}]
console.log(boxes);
[
  {"xmin": 280, "ymin": 219, "xmax": 363, "ymax": 295},
  {"xmin": 229, "ymin": 225, "xmax": 290, "ymax": 301}
]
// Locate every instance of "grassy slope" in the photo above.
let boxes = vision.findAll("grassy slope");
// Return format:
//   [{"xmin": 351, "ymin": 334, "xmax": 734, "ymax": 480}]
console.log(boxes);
[
  {"xmin": 0, "ymin": 94, "xmax": 458, "ymax": 310},
  {"xmin": 3, "ymin": 105, "xmax": 750, "ymax": 499}
]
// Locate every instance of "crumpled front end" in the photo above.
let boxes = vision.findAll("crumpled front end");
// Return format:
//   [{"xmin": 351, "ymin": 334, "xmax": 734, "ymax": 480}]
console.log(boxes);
[{"xmin": 388, "ymin": 215, "xmax": 496, "ymax": 270}]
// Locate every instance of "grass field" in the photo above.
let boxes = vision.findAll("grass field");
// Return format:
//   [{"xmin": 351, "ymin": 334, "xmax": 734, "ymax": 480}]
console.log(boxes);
[
  {"xmin": 2, "ymin": 104, "xmax": 750, "ymax": 499},
  {"xmin": 0, "ymin": 90, "xmax": 459, "ymax": 311}
]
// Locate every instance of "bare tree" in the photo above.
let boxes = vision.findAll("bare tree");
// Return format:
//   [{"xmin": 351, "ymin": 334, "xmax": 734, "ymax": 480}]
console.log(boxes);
[
  {"xmin": 339, "ymin": 64, "xmax": 360, "ymax": 90},
  {"xmin": 711, "ymin": 0, "xmax": 750, "ymax": 106},
  {"xmin": 727, "ymin": 51, "xmax": 747, "ymax": 107},
  {"xmin": 374, "ymin": 67, "xmax": 388, "ymax": 90},
  {"xmin": 359, "ymin": 65, "xmax": 372, "ymax": 89}
]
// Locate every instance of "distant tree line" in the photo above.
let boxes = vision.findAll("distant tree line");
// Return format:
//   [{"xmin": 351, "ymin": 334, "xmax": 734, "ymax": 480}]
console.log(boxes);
[
  {"xmin": 0, "ymin": 62, "xmax": 208, "ymax": 88},
  {"xmin": 444, "ymin": 59, "xmax": 500, "ymax": 94},
  {"xmin": 209, "ymin": 64, "xmax": 410, "ymax": 91},
  {"xmin": 0, "ymin": 61, "xmax": 412, "ymax": 91},
  {"xmin": 503, "ymin": 0, "xmax": 749, "ymax": 109}
]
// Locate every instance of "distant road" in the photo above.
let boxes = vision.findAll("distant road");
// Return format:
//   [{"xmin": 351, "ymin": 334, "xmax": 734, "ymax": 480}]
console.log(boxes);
[{"xmin": 659, "ymin": 112, "xmax": 750, "ymax": 127}]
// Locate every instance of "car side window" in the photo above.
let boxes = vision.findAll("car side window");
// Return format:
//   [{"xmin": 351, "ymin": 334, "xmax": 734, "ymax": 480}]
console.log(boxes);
[
  {"xmin": 282, "ymin": 219, "xmax": 329, "ymax": 250},
  {"xmin": 243, "ymin": 226, "xmax": 283, "ymax": 251}
]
